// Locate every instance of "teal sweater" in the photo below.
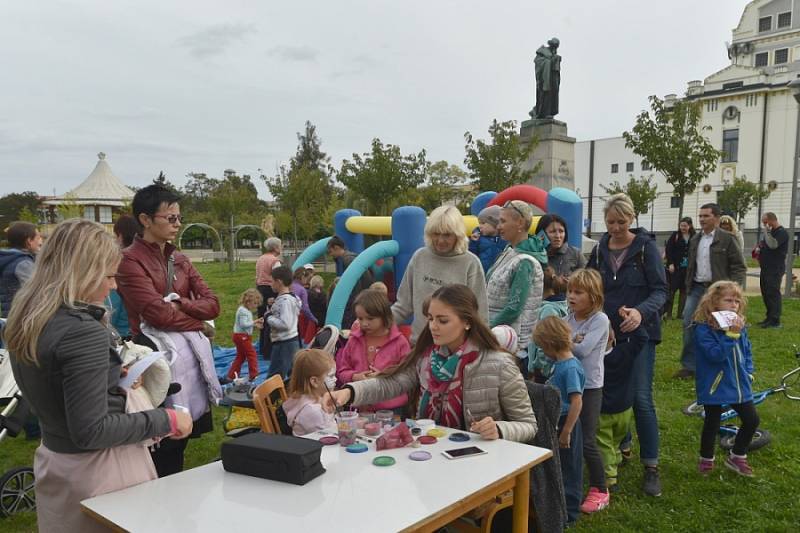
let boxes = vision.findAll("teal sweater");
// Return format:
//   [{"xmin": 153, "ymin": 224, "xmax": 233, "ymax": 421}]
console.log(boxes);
[{"xmin": 527, "ymin": 296, "xmax": 569, "ymax": 376}]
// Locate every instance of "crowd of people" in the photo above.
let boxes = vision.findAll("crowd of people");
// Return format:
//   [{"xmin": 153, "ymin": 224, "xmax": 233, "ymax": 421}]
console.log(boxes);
[{"xmin": 0, "ymin": 184, "xmax": 790, "ymax": 531}]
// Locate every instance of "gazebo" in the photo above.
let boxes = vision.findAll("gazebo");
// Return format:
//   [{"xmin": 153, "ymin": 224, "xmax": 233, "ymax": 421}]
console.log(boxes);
[{"xmin": 42, "ymin": 152, "xmax": 134, "ymax": 229}]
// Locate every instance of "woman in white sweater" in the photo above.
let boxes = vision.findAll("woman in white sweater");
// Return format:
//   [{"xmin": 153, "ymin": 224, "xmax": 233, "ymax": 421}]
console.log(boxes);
[{"xmin": 392, "ymin": 205, "xmax": 488, "ymax": 342}]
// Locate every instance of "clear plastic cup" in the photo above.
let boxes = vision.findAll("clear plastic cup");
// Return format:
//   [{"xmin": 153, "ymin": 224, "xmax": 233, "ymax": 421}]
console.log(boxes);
[
  {"xmin": 335, "ymin": 411, "xmax": 359, "ymax": 446},
  {"xmin": 376, "ymin": 409, "xmax": 394, "ymax": 431}
]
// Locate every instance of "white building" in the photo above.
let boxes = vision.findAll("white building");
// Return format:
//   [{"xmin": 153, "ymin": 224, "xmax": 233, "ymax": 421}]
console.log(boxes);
[{"xmin": 576, "ymin": 0, "xmax": 800, "ymax": 246}]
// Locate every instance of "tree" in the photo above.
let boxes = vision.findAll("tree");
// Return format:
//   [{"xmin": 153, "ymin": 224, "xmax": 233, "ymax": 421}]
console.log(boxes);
[
  {"xmin": 622, "ymin": 95, "xmax": 720, "ymax": 222},
  {"xmin": 0, "ymin": 191, "xmax": 40, "ymax": 233},
  {"xmin": 16, "ymin": 206, "xmax": 39, "ymax": 223},
  {"xmin": 463, "ymin": 119, "xmax": 539, "ymax": 192},
  {"xmin": 289, "ymin": 121, "xmax": 330, "ymax": 175},
  {"xmin": 153, "ymin": 171, "xmax": 180, "ymax": 193},
  {"xmin": 717, "ymin": 175, "xmax": 771, "ymax": 224},
  {"xmin": 601, "ymin": 175, "xmax": 658, "ymax": 227},
  {"xmin": 337, "ymin": 138, "xmax": 428, "ymax": 215},
  {"xmin": 407, "ymin": 160, "xmax": 468, "ymax": 212}
]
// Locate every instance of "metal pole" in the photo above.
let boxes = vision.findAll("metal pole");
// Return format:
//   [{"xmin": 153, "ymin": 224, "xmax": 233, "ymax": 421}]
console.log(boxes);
[{"xmin": 784, "ymin": 80, "xmax": 800, "ymax": 297}]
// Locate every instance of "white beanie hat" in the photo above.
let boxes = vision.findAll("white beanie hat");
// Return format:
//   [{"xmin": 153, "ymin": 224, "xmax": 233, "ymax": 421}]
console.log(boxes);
[{"xmin": 492, "ymin": 325, "xmax": 518, "ymax": 353}]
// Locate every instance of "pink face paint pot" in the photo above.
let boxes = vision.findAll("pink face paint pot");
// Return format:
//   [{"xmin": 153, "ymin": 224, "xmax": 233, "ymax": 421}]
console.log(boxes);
[
  {"xmin": 364, "ymin": 422, "xmax": 382, "ymax": 436},
  {"xmin": 418, "ymin": 435, "xmax": 437, "ymax": 445},
  {"xmin": 319, "ymin": 436, "xmax": 339, "ymax": 446}
]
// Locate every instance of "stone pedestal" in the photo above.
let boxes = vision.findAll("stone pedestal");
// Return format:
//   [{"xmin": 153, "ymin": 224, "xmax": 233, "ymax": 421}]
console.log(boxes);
[{"xmin": 519, "ymin": 118, "xmax": 576, "ymax": 191}]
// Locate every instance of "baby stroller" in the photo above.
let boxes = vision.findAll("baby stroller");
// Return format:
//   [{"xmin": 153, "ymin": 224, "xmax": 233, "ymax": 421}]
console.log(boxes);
[{"xmin": 0, "ymin": 322, "xmax": 37, "ymax": 517}]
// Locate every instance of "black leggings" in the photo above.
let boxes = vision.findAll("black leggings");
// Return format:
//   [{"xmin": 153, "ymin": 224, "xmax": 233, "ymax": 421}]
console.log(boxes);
[{"xmin": 701, "ymin": 402, "xmax": 759, "ymax": 458}]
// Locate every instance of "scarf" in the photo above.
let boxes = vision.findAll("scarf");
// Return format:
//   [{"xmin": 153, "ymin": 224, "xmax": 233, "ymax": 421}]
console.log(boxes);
[{"xmin": 418, "ymin": 342, "xmax": 480, "ymax": 430}]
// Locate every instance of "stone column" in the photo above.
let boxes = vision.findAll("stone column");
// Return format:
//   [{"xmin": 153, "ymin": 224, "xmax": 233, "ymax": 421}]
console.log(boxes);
[{"xmin": 519, "ymin": 118, "xmax": 576, "ymax": 191}]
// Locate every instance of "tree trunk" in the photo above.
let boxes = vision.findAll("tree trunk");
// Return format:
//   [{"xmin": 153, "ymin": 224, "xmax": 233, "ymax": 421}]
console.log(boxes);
[{"xmin": 677, "ymin": 195, "xmax": 685, "ymax": 224}]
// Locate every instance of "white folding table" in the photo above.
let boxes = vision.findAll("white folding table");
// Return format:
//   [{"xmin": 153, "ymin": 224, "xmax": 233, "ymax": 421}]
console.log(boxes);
[{"xmin": 81, "ymin": 428, "xmax": 552, "ymax": 532}]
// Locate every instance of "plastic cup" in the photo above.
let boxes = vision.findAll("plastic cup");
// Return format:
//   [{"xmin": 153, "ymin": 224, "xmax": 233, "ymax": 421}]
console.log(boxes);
[
  {"xmin": 376, "ymin": 410, "xmax": 394, "ymax": 429},
  {"xmin": 335, "ymin": 411, "xmax": 359, "ymax": 446}
]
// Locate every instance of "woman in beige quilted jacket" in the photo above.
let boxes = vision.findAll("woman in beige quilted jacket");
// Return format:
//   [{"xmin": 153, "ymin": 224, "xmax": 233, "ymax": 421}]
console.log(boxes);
[{"xmin": 326, "ymin": 284, "xmax": 537, "ymax": 443}]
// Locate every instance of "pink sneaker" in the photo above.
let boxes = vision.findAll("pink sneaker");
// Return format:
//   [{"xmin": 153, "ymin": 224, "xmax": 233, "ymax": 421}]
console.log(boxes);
[
  {"xmin": 725, "ymin": 454, "xmax": 753, "ymax": 477},
  {"xmin": 580, "ymin": 487, "xmax": 610, "ymax": 513},
  {"xmin": 698, "ymin": 457, "xmax": 714, "ymax": 475}
]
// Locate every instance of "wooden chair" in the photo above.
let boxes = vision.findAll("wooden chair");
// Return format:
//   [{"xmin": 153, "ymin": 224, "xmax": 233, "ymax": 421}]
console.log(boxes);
[
  {"xmin": 252, "ymin": 375, "xmax": 288, "ymax": 434},
  {"xmin": 447, "ymin": 492, "xmax": 514, "ymax": 533}
]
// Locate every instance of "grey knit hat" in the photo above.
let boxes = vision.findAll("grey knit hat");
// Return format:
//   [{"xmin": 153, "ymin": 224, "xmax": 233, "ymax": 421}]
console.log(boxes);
[{"xmin": 477, "ymin": 205, "xmax": 502, "ymax": 227}]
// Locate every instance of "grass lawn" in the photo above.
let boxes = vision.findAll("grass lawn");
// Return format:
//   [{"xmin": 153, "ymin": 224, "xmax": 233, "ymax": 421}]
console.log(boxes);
[{"xmin": 2, "ymin": 262, "xmax": 799, "ymax": 531}]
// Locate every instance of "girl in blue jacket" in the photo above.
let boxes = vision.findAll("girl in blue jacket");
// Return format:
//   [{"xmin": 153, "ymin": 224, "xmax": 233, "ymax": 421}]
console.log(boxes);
[{"xmin": 694, "ymin": 281, "xmax": 759, "ymax": 477}]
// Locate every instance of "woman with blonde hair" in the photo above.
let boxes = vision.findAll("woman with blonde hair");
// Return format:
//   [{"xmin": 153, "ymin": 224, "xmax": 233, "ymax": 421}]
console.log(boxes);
[
  {"xmin": 6, "ymin": 219, "xmax": 192, "ymax": 533},
  {"xmin": 587, "ymin": 193, "xmax": 667, "ymax": 497},
  {"xmin": 487, "ymin": 200, "xmax": 546, "ymax": 366},
  {"xmin": 719, "ymin": 215, "xmax": 746, "ymax": 264},
  {"xmin": 392, "ymin": 205, "xmax": 487, "ymax": 342}
]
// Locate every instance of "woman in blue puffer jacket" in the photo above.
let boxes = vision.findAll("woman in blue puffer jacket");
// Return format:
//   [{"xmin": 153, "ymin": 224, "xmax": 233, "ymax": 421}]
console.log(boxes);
[{"xmin": 693, "ymin": 280, "xmax": 759, "ymax": 477}]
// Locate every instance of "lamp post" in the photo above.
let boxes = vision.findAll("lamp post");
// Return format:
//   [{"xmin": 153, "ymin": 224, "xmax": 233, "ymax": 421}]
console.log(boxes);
[{"xmin": 784, "ymin": 78, "xmax": 800, "ymax": 297}]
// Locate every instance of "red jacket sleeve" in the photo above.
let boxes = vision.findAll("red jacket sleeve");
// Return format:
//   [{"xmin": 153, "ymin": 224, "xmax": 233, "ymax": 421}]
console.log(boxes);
[
  {"xmin": 176, "ymin": 260, "xmax": 220, "ymax": 321},
  {"xmin": 116, "ymin": 256, "xmax": 205, "ymax": 333}
]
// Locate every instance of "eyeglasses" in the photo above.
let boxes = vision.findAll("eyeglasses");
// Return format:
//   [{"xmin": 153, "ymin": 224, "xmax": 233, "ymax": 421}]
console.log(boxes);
[
  {"xmin": 153, "ymin": 214, "xmax": 183, "ymax": 224},
  {"xmin": 503, "ymin": 201, "xmax": 527, "ymax": 219}
]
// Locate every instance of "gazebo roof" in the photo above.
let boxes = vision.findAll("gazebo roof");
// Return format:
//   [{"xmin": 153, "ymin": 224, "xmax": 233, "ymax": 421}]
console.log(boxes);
[{"xmin": 44, "ymin": 152, "xmax": 134, "ymax": 205}]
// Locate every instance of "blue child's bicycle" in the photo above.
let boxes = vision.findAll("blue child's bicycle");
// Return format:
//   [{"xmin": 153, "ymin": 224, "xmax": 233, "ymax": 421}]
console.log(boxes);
[{"xmin": 682, "ymin": 345, "xmax": 800, "ymax": 451}]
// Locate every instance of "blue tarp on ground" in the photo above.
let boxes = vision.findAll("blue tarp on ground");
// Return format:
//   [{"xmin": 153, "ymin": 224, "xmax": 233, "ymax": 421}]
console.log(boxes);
[{"xmin": 213, "ymin": 342, "xmax": 268, "ymax": 384}]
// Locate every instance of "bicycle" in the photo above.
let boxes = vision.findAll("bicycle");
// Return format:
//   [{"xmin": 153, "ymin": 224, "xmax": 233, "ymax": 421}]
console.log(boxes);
[{"xmin": 682, "ymin": 345, "xmax": 800, "ymax": 451}]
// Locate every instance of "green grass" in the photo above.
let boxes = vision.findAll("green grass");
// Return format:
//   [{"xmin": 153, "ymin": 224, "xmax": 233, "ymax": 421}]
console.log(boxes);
[{"xmin": 2, "ymin": 270, "xmax": 799, "ymax": 532}]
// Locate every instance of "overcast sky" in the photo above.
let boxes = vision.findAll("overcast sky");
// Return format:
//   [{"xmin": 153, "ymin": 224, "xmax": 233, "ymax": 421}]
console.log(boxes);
[{"xmin": 0, "ymin": 0, "xmax": 747, "ymax": 199}]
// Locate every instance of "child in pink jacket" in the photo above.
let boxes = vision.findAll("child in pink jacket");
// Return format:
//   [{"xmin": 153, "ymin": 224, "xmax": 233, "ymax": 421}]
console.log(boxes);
[{"xmin": 336, "ymin": 289, "xmax": 411, "ymax": 413}]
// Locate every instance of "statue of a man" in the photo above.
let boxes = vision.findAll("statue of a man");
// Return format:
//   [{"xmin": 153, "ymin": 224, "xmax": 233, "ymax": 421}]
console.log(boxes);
[{"xmin": 531, "ymin": 37, "xmax": 561, "ymax": 120}]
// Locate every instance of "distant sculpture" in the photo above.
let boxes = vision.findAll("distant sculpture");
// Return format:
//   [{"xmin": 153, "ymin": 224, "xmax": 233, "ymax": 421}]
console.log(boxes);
[
  {"xmin": 261, "ymin": 214, "xmax": 276, "ymax": 237},
  {"xmin": 531, "ymin": 38, "xmax": 561, "ymax": 120}
]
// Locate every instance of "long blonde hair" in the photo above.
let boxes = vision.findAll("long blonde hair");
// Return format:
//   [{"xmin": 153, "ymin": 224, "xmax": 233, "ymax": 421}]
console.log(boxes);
[
  {"xmin": 693, "ymin": 281, "xmax": 747, "ymax": 325},
  {"xmin": 4, "ymin": 219, "xmax": 122, "ymax": 365}
]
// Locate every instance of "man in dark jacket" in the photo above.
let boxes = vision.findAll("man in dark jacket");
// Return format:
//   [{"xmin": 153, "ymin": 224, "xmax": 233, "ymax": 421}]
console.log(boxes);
[
  {"xmin": 327, "ymin": 235, "xmax": 374, "ymax": 328},
  {"xmin": 675, "ymin": 203, "xmax": 746, "ymax": 378},
  {"xmin": 757, "ymin": 212, "xmax": 789, "ymax": 328},
  {"xmin": 0, "ymin": 221, "xmax": 42, "ymax": 318}
]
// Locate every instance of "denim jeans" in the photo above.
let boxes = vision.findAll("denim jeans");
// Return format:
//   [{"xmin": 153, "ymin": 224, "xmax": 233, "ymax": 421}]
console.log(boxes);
[
  {"xmin": 680, "ymin": 282, "xmax": 707, "ymax": 372},
  {"xmin": 620, "ymin": 340, "xmax": 659, "ymax": 466},
  {"xmin": 558, "ymin": 414, "xmax": 583, "ymax": 525},
  {"xmin": 267, "ymin": 337, "xmax": 299, "ymax": 380}
]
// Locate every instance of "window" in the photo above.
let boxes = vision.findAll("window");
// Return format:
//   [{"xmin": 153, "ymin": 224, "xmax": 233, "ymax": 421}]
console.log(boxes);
[
  {"xmin": 99, "ymin": 206, "xmax": 112, "ymax": 224},
  {"xmin": 611, "ymin": 163, "xmax": 618, "ymax": 174},
  {"xmin": 723, "ymin": 81, "xmax": 744, "ymax": 90},
  {"xmin": 642, "ymin": 161, "xmax": 651, "ymax": 171},
  {"xmin": 722, "ymin": 129, "xmax": 739, "ymax": 163},
  {"xmin": 670, "ymin": 197, "xmax": 682, "ymax": 209},
  {"xmin": 83, "ymin": 206, "xmax": 95, "ymax": 221},
  {"xmin": 778, "ymin": 12, "xmax": 791, "ymax": 28},
  {"xmin": 775, "ymin": 48, "xmax": 789, "ymax": 64},
  {"xmin": 755, "ymin": 52, "xmax": 768, "ymax": 66},
  {"xmin": 759, "ymin": 16, "xmax": 771, "ymax": 32},
  {"xmin": 625, "ymin": 162, "xmax": 634, "ymax": 172}
]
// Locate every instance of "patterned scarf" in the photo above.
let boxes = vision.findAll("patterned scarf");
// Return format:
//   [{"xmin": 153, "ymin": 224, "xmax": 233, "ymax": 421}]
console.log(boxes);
[{"xmin": 418, "ymin": 342, "xmax": 480, "ymax": 430}]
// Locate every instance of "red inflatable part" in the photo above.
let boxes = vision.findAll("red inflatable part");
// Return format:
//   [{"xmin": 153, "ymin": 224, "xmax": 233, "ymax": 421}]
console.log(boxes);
[{"xmin": 487, "ymin": 184, "xmax": 548, "ymax": 212}]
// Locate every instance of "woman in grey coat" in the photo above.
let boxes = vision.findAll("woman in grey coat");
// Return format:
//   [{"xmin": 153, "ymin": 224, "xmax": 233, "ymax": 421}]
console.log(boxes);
[
  {"xmin": 535, "ymin": 213, "xmax": 586, "ymax": 278},
  {"xmin": 327, "ymin": 284, "xmax": 536, "ymax": 443}
]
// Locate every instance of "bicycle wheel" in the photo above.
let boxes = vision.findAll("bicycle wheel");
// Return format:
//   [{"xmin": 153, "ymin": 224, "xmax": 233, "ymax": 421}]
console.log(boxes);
[
  {"xmin": 0, "ymin": 466, "xmax": 36, "ymax": 517},
  {"xmin": 719, "ymin": 428, "xmax": 772, "ymax": 452}
]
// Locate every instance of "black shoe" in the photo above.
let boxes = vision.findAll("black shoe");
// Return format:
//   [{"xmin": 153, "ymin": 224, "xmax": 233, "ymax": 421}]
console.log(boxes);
[
  {"xmin": 672, "ymin": 368, "xmax": 694, "ymax": 379},
  {"xmin": 643, "ymin": 467, "xmax": 662, "ymax": 497},
  {"xmin": 756, "ymin": 319, "xmax": 769, "ymax": 327},
  {"xmin": 761, "ymin": 322, "xmax": 783, "ymax": 329}
]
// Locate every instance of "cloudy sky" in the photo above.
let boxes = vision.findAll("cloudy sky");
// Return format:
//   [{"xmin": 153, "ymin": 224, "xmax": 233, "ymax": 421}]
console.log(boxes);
[{"xmin": 0, "ymin": 0, "xmax": 746, "ymax": 199}]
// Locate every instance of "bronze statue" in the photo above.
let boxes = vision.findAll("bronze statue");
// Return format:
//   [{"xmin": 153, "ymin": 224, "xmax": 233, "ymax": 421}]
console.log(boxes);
[{"xmin": 531, "ymin": 37, "xmax": 561, "ymax": 120}]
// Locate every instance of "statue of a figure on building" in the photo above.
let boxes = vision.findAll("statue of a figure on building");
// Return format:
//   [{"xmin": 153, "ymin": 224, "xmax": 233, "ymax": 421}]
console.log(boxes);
[{"xmin": 530, "ymin": 38, "xmax": 561, "ymax": 120}]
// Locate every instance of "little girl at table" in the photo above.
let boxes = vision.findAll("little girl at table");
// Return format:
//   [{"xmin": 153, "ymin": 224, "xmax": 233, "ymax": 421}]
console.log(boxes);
[
  {"xmin": 335, "ymin": 289, "xmax": 410, "ymax": 414},
  {"xmin": 283, "ymin": 349, "xmax": 337, "ymax": 436}
]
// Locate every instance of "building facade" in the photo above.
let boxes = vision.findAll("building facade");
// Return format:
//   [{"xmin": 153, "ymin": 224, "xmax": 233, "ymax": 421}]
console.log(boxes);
[{"xmin": 575, "ymin": 0, "xmax": 800, "ymax": 246}]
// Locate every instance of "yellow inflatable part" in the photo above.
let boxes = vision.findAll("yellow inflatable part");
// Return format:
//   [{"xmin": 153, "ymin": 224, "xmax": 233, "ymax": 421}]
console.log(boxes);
[
  {"xmin": 344, "ymin": 214, "xmax": 541, "ymax": 237},
  {"xmin": 345, "ymin": 216, "xmax": 393, "ymax": 235}
]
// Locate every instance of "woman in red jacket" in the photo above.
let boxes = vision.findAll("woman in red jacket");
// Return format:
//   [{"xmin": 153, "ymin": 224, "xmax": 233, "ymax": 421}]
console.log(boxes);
[{"xmin": 116, "ymin": 184, "xmax": 220, "ymax": 477}]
